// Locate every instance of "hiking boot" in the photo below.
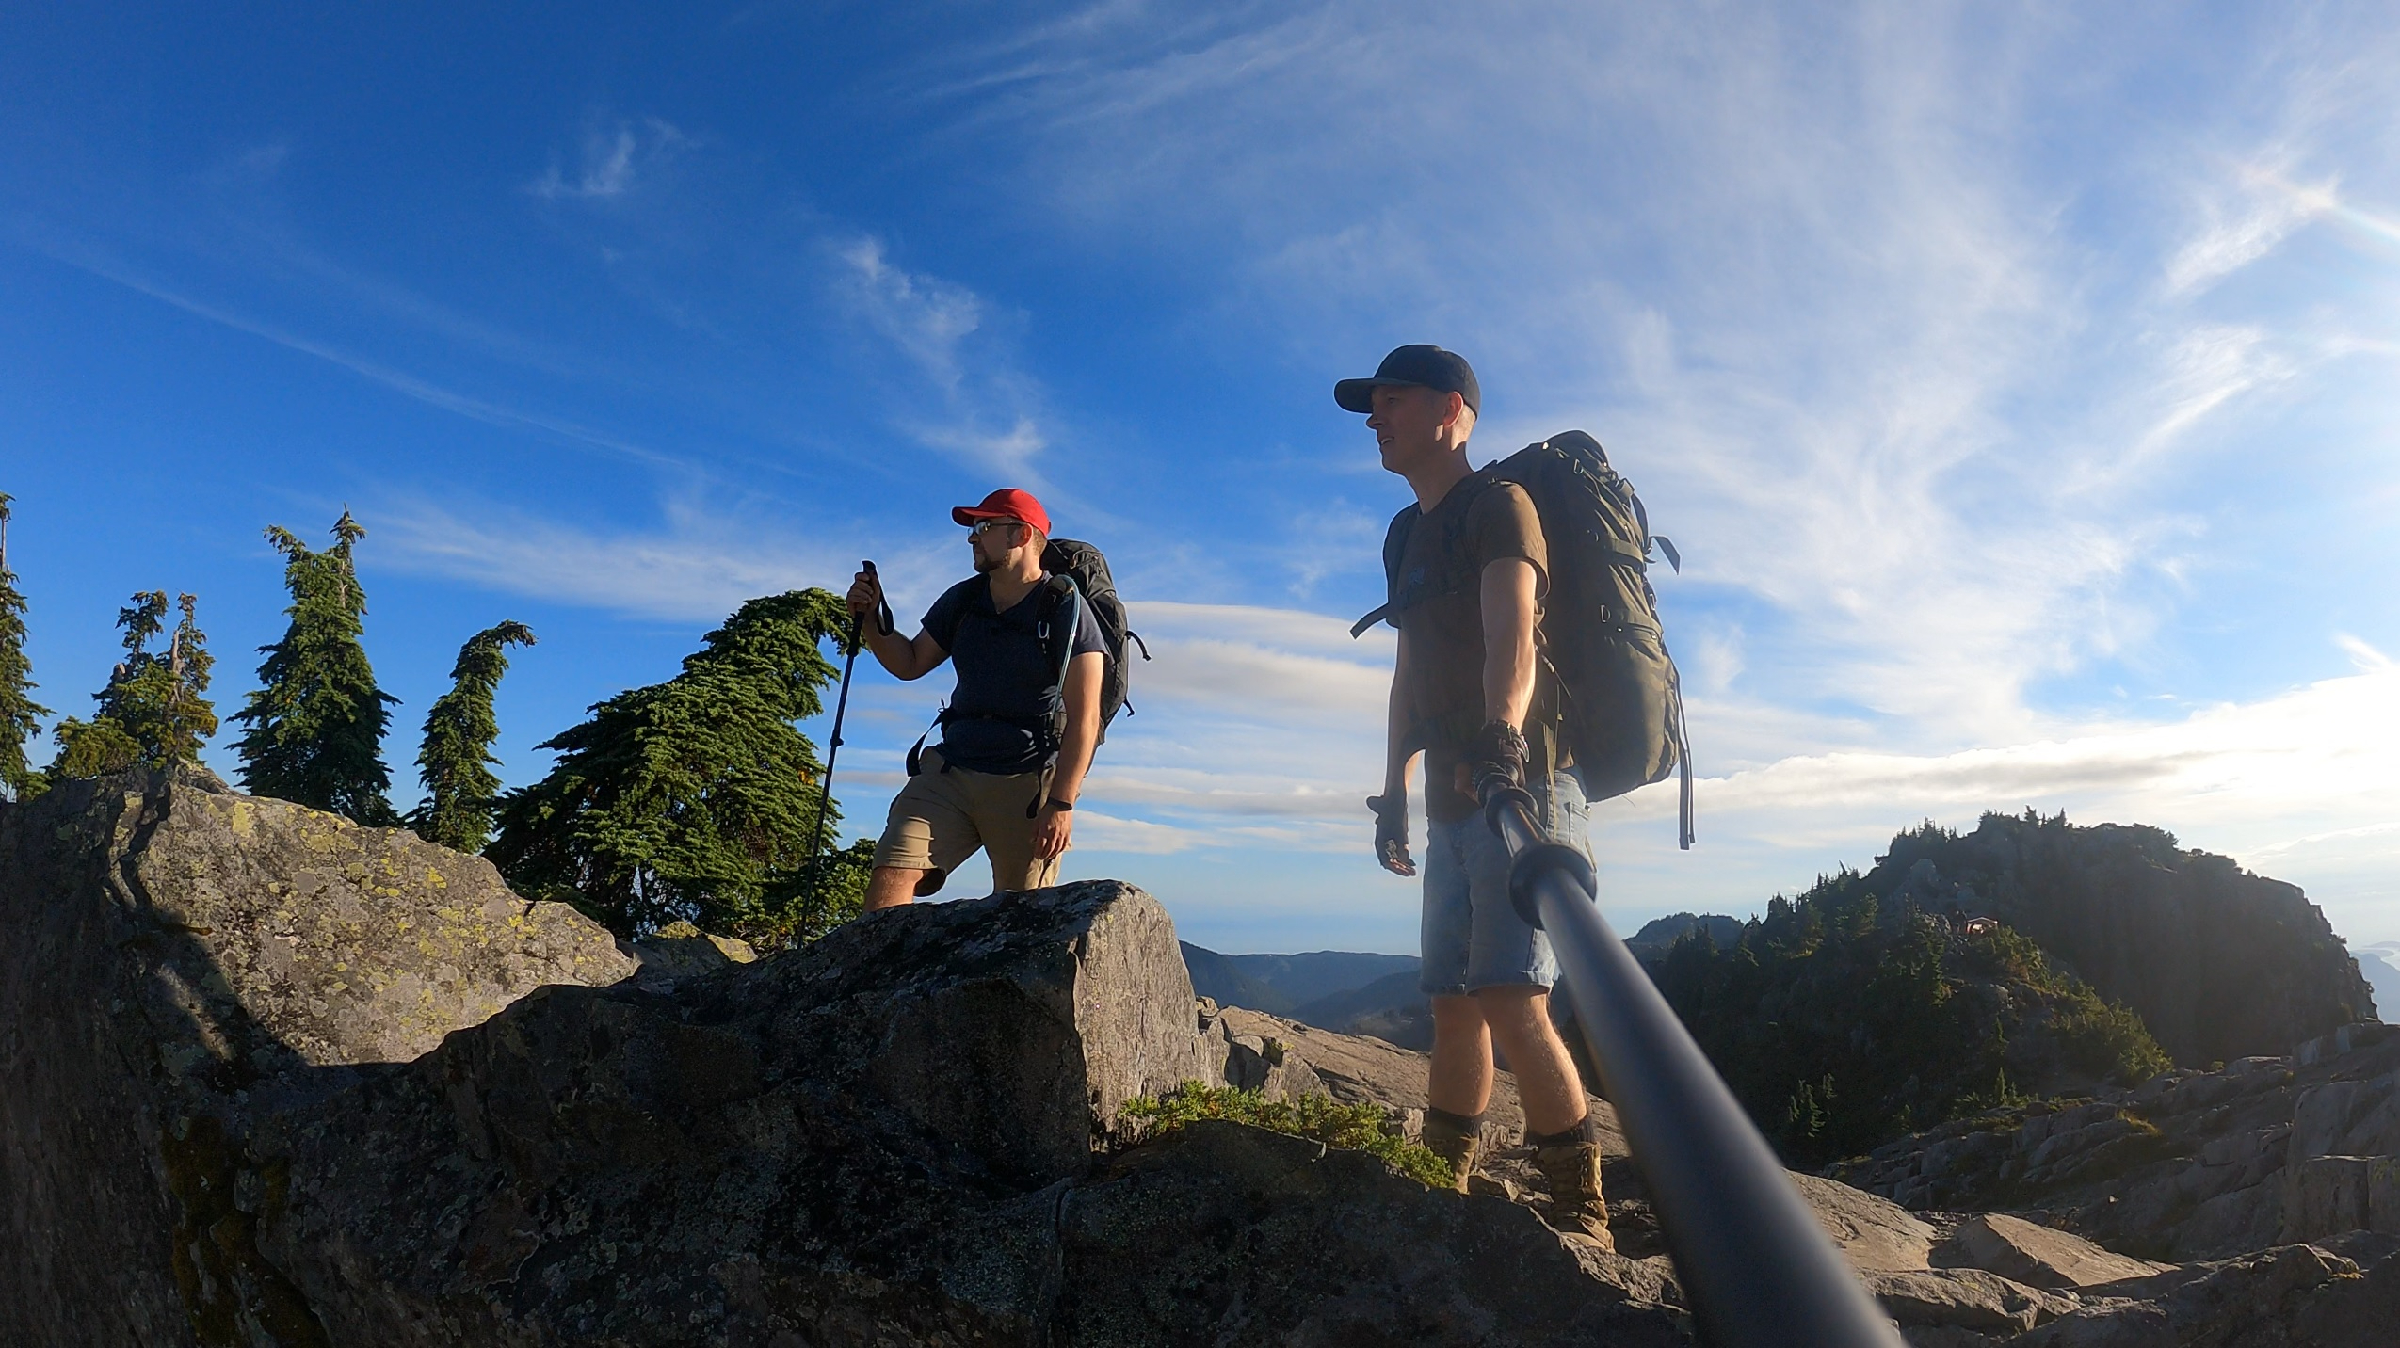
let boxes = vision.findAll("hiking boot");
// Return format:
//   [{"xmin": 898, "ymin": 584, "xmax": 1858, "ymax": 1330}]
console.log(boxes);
[
  {"xmin": 1420, "ymin": 1112, "xmax": 1481, "ymax": 1195},
  {"xmin": 1533, "ymin": 1141, "xmax": 1616, "ymax": 1252}
]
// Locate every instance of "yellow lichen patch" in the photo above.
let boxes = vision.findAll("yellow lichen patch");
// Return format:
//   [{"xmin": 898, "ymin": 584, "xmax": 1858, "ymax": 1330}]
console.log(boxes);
[
  {"xmin": 226, "ymin": 798, "xmax": 257, "ymax": 840},
  {"xmin": 426, "ymin": 867, "xmax": 447, "ymax": 889}
]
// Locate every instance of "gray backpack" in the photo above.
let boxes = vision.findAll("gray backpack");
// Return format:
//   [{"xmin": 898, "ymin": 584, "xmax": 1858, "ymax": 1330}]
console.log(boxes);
[{"xmin": 1353, "ymin": 430, "xmax": 1694, "ymax": 847}]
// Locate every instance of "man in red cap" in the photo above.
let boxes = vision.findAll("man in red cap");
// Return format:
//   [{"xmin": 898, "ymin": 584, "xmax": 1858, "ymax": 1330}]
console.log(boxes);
[{"xmin": 845, "ymin": 488, "xmax": 1107, "ymax": 907}]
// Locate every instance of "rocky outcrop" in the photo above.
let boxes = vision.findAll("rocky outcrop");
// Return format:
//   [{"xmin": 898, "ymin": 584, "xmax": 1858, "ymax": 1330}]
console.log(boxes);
[
  {"xmin": 1935, "ymin": 1214, "xmax": 2169, "ymax": 1290},
  {"xmin": 0, "ymin": 770, "xmax": 1698, "ymax": 1346},
  {"xmin": 16, "ymin": 769, "xmax": 2400, "ymax": 1345},
  {"xmin": 0, "ymin": 768, "xmax": 634, "ymax": 1348},
  {"xmin": 1832, "ymin": 1020, "xmax": 2400, "ymax": 1266},
  {"xmin": 1875, "ymin": 813, "xmax": 2372, "ymax": 1064}
]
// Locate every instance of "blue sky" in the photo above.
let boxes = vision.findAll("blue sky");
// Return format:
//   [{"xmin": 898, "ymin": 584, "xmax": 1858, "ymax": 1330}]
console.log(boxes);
[{"xmin": 5, "ymin": 3, "xmax": 2396, "ymax": 955}]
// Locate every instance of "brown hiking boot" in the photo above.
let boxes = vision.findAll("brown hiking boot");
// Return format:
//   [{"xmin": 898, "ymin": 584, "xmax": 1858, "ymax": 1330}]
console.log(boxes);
[
  {"xmin": 1533, "ymin": 1141, "xmax": 1616, "ymax": 1252},
  {"xmin": 1420, "ymin": 1113, "xmax": 1481, "ymax": 1195}
]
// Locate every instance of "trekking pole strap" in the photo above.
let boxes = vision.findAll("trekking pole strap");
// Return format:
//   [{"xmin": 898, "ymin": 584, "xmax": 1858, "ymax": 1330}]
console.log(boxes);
[{"xmin": 1481, "ymin": 786, "xmax": 1902, "ymax": 1348}]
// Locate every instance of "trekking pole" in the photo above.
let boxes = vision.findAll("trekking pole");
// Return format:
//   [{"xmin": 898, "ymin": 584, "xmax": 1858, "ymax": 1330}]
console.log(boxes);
[
  {"xmin": 802, "ymin": 562, "xmax": 890, "ymax": 929},
  {"xmin": 1480, "ymin": 778, "xmax": 1902, "ymax": 1348}
]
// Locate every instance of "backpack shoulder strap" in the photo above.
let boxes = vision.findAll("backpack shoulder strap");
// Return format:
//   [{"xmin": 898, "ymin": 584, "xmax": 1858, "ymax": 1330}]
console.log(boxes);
[
  {"xmin": 1038, "ymin": 573, "xmax": 1084, "ymax": 689},
  {"xmin": 1350, "ymin": 503, "xmax": 1422, "ymax": 637}
]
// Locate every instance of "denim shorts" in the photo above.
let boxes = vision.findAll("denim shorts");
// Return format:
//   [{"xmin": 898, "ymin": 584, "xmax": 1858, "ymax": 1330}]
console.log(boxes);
[{"xmin": 1420, "ymin": 769, "xmax": 1592, "ymax": 997}]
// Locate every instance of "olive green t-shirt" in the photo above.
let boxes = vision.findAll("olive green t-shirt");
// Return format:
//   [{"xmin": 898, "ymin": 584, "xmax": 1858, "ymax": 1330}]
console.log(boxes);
[{"xmin": 1392, "ymin": 478, "xmax": 1549, "ymax": 822}]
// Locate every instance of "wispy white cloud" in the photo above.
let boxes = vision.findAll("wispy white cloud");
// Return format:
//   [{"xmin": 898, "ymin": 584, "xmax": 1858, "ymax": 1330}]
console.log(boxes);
[
  {"xmin": 529, "ymin": 119, "xmax": 690, "ymax": 201},
  {"xmin": 30, "ymin": 238, "xmax": 684, "ymax": 470},
  {"xmin": 834, "ymin": 235, "xmax": 1056, "ymax": 484},
  {"xmin": 2166, "ymin": 162, "xmax": 2339, "ymax": 296},
  {"xmin": 918, "ymin": 0, "xmax": 2400, "ymax": 775},
  {"xmin": 839, "ymin": 237, "xmax": 984, "ymax": 387},
  {"xmin": 368, "ymin": 495, "xmax": 957, "ymax": 624}
]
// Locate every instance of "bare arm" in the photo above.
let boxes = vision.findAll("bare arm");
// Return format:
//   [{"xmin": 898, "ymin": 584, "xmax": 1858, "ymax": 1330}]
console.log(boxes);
[
  {"xmin": 1031, "ymin": 650, "xmax": 1105, "ymax": 861},
  {"xmin": 1479, "ymin": 557, "xmax": 1539, "ymax": 730},
  {"xmin": 1376, "ymin": 628, "xmax": 1421, "ymax": 876},
  {"xmin": 1047, "ymin": 651, "xmax": 1105, "ymax": 806},
  {"xmin": 864, "ymin": 625, "xmax": 948, "ymax": 681},
  {"xmin": 846, "ymin": 567, "xmax": 947, "ymax": 680},
  {"xmin": 1385, "ymin": 627, "xmax": 1422, "ymax": 800}
]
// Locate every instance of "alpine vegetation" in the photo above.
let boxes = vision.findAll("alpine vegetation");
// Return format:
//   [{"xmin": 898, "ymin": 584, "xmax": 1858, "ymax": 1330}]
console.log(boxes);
[
  {"xmin": 232, "ymin": 512, "xmax": 401, "ymax": 826},
  {"xmin": 486, "ymin": 588, "xmax": 863, "ymax": 947},
  {"xmin": 0, "ymin": 493, "xmax": 45, "ymax": 802},
  {"xmin": 406, "ymin": 620, "xmax": 536, "ymax": 854},
  {"xmin": 47, "ymin": 590, "xmax": 217, "ymax": 781}
]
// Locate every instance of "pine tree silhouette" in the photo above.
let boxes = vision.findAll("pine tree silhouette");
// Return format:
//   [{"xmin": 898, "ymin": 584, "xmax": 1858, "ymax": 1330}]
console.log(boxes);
[
  {"xmin": 407, "ymin": 620, "xmax": 536, "ymax": 854},
  {"xmin": 0, "ymin": 493, "xmax": 51, "ymax": 801},
  {"xmin": 487, "ymin": 588, "xmax": 866, "ymax": 946},
  {"xmin": 233, "ymin": 512, "xmax": 400, "ymax": 824},
  {"xmin": 48, "ymin": 589, "xmax": 216, "ymax": 778}
]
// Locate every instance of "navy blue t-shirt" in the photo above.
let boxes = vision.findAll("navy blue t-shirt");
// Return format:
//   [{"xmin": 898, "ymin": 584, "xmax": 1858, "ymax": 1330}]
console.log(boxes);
[{"xmin": 923, "ymin": 575, "xmax": 1106, "ymax": 775}]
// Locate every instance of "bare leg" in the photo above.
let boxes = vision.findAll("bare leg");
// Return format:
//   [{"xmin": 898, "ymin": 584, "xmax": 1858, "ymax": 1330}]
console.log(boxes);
[
  {"xmin": 865, "ymin": 866, "xmax": 925, "ymax": 912},
  {"xmin": 1427, "ymin": 994, "xmax": 1496, "ymax": 1118},
  {"xmin": 1475, "ymin": 986, "xmax": 1588, "ymax": 1136}
]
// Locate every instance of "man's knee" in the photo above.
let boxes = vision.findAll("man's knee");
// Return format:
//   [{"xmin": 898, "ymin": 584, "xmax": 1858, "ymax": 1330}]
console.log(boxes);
[
  {"xmin": 866, "ymin": 866, "xmax": 928, "ymax": 910},
  {"xmin": 1472, "ymin": 986, "xmax": 1556, "ymax": 1040}
]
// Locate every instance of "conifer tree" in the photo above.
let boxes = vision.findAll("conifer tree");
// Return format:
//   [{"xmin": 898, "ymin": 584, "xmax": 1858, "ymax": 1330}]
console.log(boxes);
[
  {"xmin": 232, "ymin": 513, "xmax": 401, "ymax": 825},
  {"xmin": 407, "ymin": 620, "xmax": 536, "ymax": 854},
  {"xmin": 46, "ymin": 589, "xmax": 217, "ymax": 779},
  {"xmin": 0, "ymin": 493, "xmax": 50, "ymax": 801},
  {"xmin": 487, "ymin": 588, "xmax": 863, "ymax": 945}
]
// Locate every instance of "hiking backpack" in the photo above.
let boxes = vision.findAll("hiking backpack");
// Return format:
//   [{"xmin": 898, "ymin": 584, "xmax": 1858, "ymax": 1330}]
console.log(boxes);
[
  {"xmin": 1039, "ymin": 537, "xmax": 1148, "ymax": 742},
  {"xmin": 907, "ymin": 538, "xmax": 1148, "ymax": 780},
  {"xmin": 1352, "ymin": 430, "xmax": 1695, "ymax": 848}
]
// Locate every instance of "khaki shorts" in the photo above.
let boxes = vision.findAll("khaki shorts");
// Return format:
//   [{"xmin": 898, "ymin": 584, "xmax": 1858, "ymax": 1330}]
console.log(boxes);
[{"xmin": 872, "ymin": 746, "xmax": 1063, "ymax": 894}]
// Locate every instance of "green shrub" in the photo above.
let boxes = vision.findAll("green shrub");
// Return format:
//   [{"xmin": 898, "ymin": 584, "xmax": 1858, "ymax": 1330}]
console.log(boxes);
[{"xmin": 1119, "ymin": 1082, "xmax": 1454, "ymax": 1189}]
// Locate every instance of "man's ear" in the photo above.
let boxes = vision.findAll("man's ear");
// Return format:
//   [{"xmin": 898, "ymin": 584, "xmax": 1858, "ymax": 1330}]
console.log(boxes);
[{"xmin": 1440, "ymin": 390, "xmax": 1468, "ymax": 432}]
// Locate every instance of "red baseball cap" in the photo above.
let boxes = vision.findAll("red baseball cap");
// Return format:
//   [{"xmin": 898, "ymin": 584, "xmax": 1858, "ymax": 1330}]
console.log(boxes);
[{"xmin": 951, "ymin": 488, "xmax": 1050, "ymax": 536}]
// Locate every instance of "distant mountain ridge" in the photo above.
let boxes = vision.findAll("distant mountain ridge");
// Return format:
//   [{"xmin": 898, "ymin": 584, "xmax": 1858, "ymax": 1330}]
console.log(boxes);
[
  {"xmin": 1178, "ymin": 942, "xmax": 1418, "ymax": 1017},
  {"xmin": 2355, "ymin": 943, "xmax": 2400, "ymax": 1020}
]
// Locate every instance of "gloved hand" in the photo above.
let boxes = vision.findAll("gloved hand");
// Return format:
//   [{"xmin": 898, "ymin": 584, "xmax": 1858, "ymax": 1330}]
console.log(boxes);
[
  {"xmin": 1367, "ymin": 793, "xmax": 1414, "ymax": 876},
  {"xmin": 1468, "ymin": 720, "xmax": 1531, "ymax": 801}
]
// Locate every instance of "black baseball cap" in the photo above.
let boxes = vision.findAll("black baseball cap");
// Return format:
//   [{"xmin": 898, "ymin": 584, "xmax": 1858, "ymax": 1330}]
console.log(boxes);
[{"xmin": 1333, "ymin": 345, "xmax": 1480, "ymax": 416}]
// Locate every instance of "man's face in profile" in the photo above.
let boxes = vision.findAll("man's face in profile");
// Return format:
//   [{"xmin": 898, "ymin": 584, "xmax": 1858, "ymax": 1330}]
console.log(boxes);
[{"xmin": 1367, "ymin": 384, "xmax": 1455, "ymax": 475}]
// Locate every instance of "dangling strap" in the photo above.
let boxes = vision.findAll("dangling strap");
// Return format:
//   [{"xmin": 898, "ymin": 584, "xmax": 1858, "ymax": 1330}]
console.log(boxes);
[
  {"xmin": 1675, "ymin": 689, "xmax": 1696, "ymax": 851},
  {"xmin": 905, "ymin": 705, "xmax": 945, "ymax": 777}
]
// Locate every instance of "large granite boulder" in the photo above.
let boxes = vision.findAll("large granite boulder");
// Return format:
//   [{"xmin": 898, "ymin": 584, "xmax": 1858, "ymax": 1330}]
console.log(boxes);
[{"xmin": 0, "ymin": 768, "xmax": 634, "ymax": 1348}]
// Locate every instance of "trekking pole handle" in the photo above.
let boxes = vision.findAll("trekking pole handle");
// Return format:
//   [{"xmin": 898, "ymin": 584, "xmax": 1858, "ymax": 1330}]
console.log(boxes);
[{"xmin": 860, "ymin": 560, "xmax": 895, "ymax": 638}]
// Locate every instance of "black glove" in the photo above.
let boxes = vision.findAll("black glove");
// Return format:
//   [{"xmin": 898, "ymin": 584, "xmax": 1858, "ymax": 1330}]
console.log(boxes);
[
  {"xmin": 1366, "ymin": 793, "xmax": 1413, "ymax": 875},
  {"xmin": 1468, "ymin": 720, "xmax": 1531, "ymax": 800}
]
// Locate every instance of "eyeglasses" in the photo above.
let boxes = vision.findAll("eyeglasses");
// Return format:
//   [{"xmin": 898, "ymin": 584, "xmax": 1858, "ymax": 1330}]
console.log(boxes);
[{"xmin": 970, "ymin": 519, "xmax": 1023, "ymax": 537}]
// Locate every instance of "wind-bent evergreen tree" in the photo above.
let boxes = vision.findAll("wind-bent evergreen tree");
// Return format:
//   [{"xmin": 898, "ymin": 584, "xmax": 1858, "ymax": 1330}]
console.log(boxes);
[
  {"xmin": 232, "ymin": 513, "xmax": 401, "ymax": 825},
  {"xmin": 47, "ymin": 590, "xmax": 217, "ymax": 779},
  {"xmin": 487, "ymin": 588, "xmax": 864, "ymax": 946},
  {"xmin": 407, "ymin": 620, "xmax": 536, "ymax": 854},
  {"xmin": 0, "ymin": 493, "xmax": 50, "ymax": 801}
]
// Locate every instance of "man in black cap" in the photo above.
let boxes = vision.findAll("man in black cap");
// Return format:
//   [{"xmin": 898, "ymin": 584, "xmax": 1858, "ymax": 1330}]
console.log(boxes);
[{"xmin": 1338, "ymin": 345, "xmax": 1614, "ymax": 1250}]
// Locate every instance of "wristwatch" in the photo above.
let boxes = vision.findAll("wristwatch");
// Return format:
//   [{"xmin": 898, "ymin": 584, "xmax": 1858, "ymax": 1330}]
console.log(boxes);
[{"xmin": 1044, "ymin": 798, "xmax": 1074, "ymax": 812}]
